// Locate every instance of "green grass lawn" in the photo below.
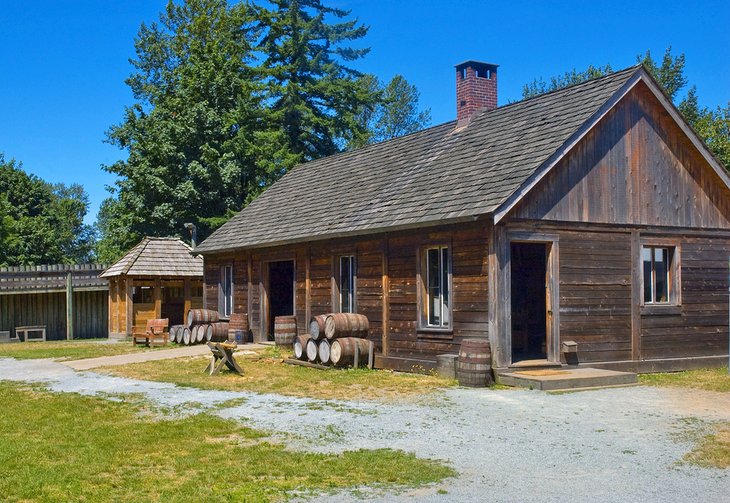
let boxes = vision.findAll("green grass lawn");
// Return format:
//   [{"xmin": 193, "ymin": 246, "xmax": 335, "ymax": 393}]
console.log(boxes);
[
  {"xmin": 101, "ymin": 346, "xmax": 457, "ymax": 402},
  {"xmin": 0, "ymin": 382, "xmax": 455, "ymax": 502},
  {"xmin": 0, "ymin": 339, "xmax": 158, "ymax": 361},
  {"xmin": 639, "ymin": 367, "xmax": 730, "ymax": 393}
]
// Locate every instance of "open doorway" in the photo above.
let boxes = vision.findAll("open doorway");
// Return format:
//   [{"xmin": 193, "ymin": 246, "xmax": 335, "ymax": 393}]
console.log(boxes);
[
  {"xmin": 510, "ymin": 242, "xmax": 548, "ymax": 362},
  {"xmin": 266, "ymin": 260, "xmax": 294, "ymax": 340},
  {"xmin": 161, "ymin": 284, "xmax": 185, "ymax": 326}
]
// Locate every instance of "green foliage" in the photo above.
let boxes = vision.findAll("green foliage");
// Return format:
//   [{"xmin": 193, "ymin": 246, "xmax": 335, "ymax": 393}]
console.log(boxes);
[
  {"xmin": 257, "ymin": 0, "xmax": 373, "ymax": 160},
  {"xmin": 99, "ymin": 0, "xmax": 391, "ymax": 255},
  {"xmin": 351, "ymin": 74, "xmax": 431, "ymax": 148},
  {"xmin": 0, "ymin": 154, "xmax": 94, "ymax": 266},
  {"xmin": 522, "ymin": 64, "xmax": 614, "ymax": 99},
  {"xmin": 0, "ymin": 382, "xmax": 455, "ymax": 501},
  {"xmin": 521, "ymin": 47, "xmax": 730, "ymax": 170},
  {"xmin": 99, "ymin": 0, "xmax": 290, "ymax": 256}
]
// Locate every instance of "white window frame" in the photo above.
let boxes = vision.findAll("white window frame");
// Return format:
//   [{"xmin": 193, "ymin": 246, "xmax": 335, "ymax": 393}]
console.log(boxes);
[
  {"xmin": 422, "ymin": 245, "xmax": 451, "ymax": 330},
  {"xmin": 640, "ymin": 243, "xmax": 680, "ymax": 307},
  {"xmin": 338, "ymin": 255, "xmax": 356, "ymax": 313},
  {"xmin": 220, "ymin": 264, "xmax": 233, "ymax": 317}
]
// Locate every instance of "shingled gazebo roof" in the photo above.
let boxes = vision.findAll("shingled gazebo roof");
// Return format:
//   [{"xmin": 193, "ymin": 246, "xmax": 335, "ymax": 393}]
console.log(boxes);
[{"xmin": 100, "ymin": 237, "xmax": 203, "ymax": 279}]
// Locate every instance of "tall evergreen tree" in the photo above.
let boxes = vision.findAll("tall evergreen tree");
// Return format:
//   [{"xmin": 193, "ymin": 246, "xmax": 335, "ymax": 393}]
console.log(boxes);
[
  {"xmin": 350, "ymin": 74, "xmax": 431, "ymax": 148},
  {"xmin": 99, "ymin": 0, "xmax": 287, "ymax": 262},
  {"xmin": 257, "ymin": 0, "xmax": 373, "ymax": 162}
]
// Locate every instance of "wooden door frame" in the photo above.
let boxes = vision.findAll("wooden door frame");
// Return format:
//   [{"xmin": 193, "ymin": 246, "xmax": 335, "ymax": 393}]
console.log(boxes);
[
  {"xmin": 260, "ymin": 257, "xmax": 297, "ymax": 340},
  {"xmin": 493, "ymin": 229, "xmax": 560, "ymax": 367}
]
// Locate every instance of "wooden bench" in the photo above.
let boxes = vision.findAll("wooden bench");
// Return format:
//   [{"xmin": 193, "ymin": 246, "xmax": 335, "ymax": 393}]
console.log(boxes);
[
  {"xmin": 132, "ymin": 318, "xmax": 169, "ymax": 347},
  {"xmin": 16, "ymin": 326, "xmax": 46, "ymax": 342}
]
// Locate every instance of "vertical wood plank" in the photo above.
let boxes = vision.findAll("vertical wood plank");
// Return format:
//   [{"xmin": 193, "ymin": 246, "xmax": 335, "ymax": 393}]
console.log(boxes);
[
  {"xmin": 630, "ymin": 230, "xmax": 641, "ymax": 361},
  {"xmin": 381, "ymin": 235, "xmax": 390, "ymax": 356}
]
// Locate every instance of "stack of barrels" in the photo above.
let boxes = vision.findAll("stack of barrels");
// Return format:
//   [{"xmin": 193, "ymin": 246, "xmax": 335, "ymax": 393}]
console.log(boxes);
[
  {"xmin": 292, "ymin": 313, "xmax": 371, "ymax": 367},
  {"xmin": 168, "ymin": 309, "xmax": 230, "ymax": 345}
]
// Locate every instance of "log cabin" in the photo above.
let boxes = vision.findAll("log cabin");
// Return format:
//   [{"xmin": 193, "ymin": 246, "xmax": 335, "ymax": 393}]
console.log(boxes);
[
  {"xmin": 101, "ymin": 237, "xmax": 203, "ymax": 339},
  {"xmin": 194, "ymin": 61, "xmax": 730, "ymax": 374}
]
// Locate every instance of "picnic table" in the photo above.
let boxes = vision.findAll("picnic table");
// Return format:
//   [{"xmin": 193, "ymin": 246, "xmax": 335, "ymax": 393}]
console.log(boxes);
[{"xmin": 205, "ymin": 341, "xmax": 244, "ymax": 376}]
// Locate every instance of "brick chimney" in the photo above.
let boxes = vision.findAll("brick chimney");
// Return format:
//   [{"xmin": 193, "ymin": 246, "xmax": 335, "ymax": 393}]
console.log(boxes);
[{"xmin": 455, "ymin": 60, "xmax": 498, "ymax": 124}]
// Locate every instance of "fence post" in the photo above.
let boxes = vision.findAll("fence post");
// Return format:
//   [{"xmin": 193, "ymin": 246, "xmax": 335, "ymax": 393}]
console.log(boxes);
[{"xmin": 66, "ymin": 272, "xmax": 73, "ymax": 340}]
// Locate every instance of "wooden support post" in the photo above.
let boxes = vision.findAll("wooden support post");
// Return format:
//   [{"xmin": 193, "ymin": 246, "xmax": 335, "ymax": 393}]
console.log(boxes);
[
  {"xmin": 154, "ymin": 278, "xmax": 162, "ymax": 319},
  {"xmin": 368, "ymin": 340, "xmax": 374, "ymax": 369},
  {"xmin": 305, "ymin": 247, "xmax": 311, "ymax": 328},
  {"xmin": 66, "ymin": 272, "xmax": 73, "ymax": 340},
  {"xmin": 183, "ymin": 278, "xmax": 192, "ymax": 325},
  {"xmin": 126, "ymin": 278, "xmax": 134, "ymax": 337},
  {"xmin": 354, "ymin": 343, "xmax": 360, "ymax": 368},
  {"xmin": 630, "ymin": 230, "xmax": 641, "ymax": 362},
  {"xmin": 381, "ymin": 236, "xmax": 390, "ymax": 356}
]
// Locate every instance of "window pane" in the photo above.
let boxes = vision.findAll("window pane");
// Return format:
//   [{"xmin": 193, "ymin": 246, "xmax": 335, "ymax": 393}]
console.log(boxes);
[
  {"xmin": 654, "ymin": 249, "xmax": 668, "ymax": 302},
  {"xmin": 642, "ymin": 248, "xmax": 653, "ymax": 303},
  {"xmin": 441, "ymin": 247, "xmax": 450, "ymax": 326},
  {"xmin": 340, "ymin": 256, "xmax": 352, "ymax": 313},
  {"xmin": 428, "ymin": 248, "xmax": 440, "ymax": 325}
]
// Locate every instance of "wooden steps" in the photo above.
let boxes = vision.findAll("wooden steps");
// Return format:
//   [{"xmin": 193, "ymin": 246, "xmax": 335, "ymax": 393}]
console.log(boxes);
[{"xmin": 497, "ymin": 367, "xmax": 638, "ymax": 391}]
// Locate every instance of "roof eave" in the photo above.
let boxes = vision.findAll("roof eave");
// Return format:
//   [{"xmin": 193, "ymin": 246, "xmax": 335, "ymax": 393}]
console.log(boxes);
[{"xmin": 194, "ymin": 214, "xmax": 489, "ymax": 255}]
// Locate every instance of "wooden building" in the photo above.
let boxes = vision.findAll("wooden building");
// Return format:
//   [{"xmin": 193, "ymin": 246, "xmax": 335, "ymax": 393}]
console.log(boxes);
[
  {"xmin": 0, "ymin": 264, "xmax": 108, "ymax": 341},
  {"xmin": 101, "ymin": 237, "xmax": 204, "ymax": 339},
  {"xmin": 194, "ymin": 63, "xmax": 730, "ymax": 373}
]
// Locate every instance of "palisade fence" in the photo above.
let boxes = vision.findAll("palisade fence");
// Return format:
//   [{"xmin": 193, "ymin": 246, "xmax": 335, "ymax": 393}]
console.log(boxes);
[{"xmin": 0, "ymin": 264, "xmax": 108, "ymax": 341}]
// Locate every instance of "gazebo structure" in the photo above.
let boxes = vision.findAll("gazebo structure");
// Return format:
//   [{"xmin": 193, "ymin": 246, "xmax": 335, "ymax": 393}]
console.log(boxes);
[{"xmin": 101, "ymin": 237, "xmax": 204, "ymax": 339}]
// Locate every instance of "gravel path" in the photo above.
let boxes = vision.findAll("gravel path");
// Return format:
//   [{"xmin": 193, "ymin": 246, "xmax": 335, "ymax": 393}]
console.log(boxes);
[{"xmin": 1, "ymin": 357, "xmax": 728, "ymax": 502}]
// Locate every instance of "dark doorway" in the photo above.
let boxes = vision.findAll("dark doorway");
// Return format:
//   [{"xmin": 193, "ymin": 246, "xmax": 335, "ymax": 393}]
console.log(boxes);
[
  {"xmin": 510, "ymin": 242, "xmax": 548, "ymax": 362},
  {"xmin": 161, "ymin": 285, "xmax": 185, "ymax": 326},
  {"xmin": 267, "ymin": 260, "xmax": 294, "ymax": 339}
]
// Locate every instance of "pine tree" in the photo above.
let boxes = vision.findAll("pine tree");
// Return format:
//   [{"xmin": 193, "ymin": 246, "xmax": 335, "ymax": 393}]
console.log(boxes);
[{"xmin": 257, "ymin": 0, "xmax": 373, "ymax": 162}]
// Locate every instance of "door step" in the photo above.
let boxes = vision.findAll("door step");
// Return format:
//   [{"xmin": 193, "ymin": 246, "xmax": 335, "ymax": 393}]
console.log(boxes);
[
  {"xmin": 508, "ymin": 359, "xmax": 563, "ymax": 370},
  {"xmin": 496, "ymin": 367, "xmax": 637, "ymax": 391}
]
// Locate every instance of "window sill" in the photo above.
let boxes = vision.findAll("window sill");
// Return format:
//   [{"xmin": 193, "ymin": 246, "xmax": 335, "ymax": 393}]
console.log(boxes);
[
  {"xmin": 640, "ymin": 304, "xmax": 682, "ymax": 316},
  {"xmin": 417, "ymin": 327, "xmax": 454, "ymax": 340}
]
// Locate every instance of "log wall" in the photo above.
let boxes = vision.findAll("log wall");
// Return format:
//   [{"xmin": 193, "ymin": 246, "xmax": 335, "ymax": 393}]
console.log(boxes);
[{"xmin": 0, "ymin": 290, "xmax": 108, "ymax": 340}]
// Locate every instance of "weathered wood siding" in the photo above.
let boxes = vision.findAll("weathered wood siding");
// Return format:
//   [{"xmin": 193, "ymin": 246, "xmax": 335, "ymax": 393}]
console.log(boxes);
[
  {"xmin": 203, "ymin": 221, "xmax": 490, "ymax": 354},
  {"xmin": 640, "ymin": 236, "xmax": 730, "ymax": 360},
  {"xmin": 512, "ymin": 82, "xmax": 730, "ymax": 229},
  {"xmin": 557, "ymin": 229, "xmax": 633, "ymax": 363},
  {"xmin": 0, "ymin": 290, "xmax": 108, "ymax": 340}
]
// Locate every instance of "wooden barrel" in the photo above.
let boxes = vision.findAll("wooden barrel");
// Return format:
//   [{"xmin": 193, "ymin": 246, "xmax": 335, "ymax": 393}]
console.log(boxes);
[
  {"xmin": 181, "ymin": 327, "xmax": 192, "ymax": 345},
  {"xmin": 209, "ymin": 322, "xmax": 229, "ymax": 342},
  {"xmin": 436, "ymin": 354, "xmax": 459, "ymax": 379},
  {"xmin": 457, "ymin": 339, "xmax": 493, "ymax": 387},
  {"xmin": 193, "ymin": 325, "xmax": 204, "ymax": 344},
  {"xmin": 274, "ymin": 315, "xmax": 297, "ymax": 346},
  {"xmin": 293, "ymin": 334, "xmax": 311, "ymax": 360},
  {"xmin": 228, "ymin": 329, "xmax": 247, "ymax": 344},
  {"xmin": 306, "ymin": 338, "xmax": 319, "ymax": 362},
  {"xmin": 318, "ymin": 339, "xmax": 331, "ymax": 364},
  {"xmin": 186, "ymin": 309, "xmax": 220, "ymax": 328},
  {"xmin": 330, "ymin": 337, "xmax": 371, "ymax": 367},
  {"xmin": 324, "ymin": 313, "xmax": 369, "ymax": 340},
  {"xmin": 228, "ymin": 313, "xmax": 248, "ymax": 331},
  {"xmin": 169, "ymin": 325, "xmax": 180, "ymax": 344},
  {"xmin": 309, "ymin": 315, "xmax": 327, "ymax": 341}
]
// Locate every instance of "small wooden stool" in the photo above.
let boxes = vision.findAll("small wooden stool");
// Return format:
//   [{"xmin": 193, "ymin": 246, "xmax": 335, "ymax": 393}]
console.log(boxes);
[{"xmin": 205, "ymin": 341, "xmax": 244, "ymax": 376}]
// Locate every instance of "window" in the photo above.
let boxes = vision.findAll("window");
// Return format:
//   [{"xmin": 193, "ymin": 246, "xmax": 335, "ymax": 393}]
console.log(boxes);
[
  {"xmin": 424, "ymin": 246, "xmax": 450, "ymax": 328},
  {"xmin": 642, "ymin": 245, "xmax": 677, "ymax": 304},
  {"xmin": 132, "ymin": 286, "xmax": 153, "ymax": 304},
  {"xmin": 339, "ymin": 255, "xmax": 356, "ymax": 313},
  {"xmin": 220, "ymin": 265, "xmax": 233, "ymax": 317}
]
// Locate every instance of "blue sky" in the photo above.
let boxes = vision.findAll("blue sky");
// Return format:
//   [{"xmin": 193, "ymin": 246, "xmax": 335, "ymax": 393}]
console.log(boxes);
[{"xmin": 1, "ymin": 0, "xmax": 728, "ymax": 225}]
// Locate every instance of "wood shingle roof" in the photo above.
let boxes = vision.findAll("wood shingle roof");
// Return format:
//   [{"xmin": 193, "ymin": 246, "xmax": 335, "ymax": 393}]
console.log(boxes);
[
  {"xmin": 196, "ymin": 66, "xmax": 640, "ymax": 253},
  {"xmin": 100, "ymin": 237, "xmax": 203, "ymax": 278}
]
